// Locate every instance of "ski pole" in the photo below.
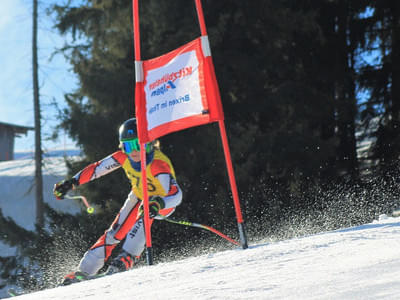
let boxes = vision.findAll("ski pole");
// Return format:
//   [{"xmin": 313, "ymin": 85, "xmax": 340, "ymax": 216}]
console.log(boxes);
[
  {"xmin": 65, "ymin": 194, "xmax": 95, "ymax": 214},
  {"xmin": 162, "ymin": 218, "xmax": 240, "ymax": 246},
  {"xmin": 64, "ymin": 194, "xmax": 237, "ymax": 245}
]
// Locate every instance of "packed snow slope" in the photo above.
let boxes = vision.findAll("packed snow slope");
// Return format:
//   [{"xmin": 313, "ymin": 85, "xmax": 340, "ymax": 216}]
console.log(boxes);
[
  {"xmin": 0, "ymin": 150, "xmax": 81, "ymax": 230},
  {"xmin": 0, "ymin": 151, "xmax": 81, "ymax": 255},
  {"xmin": 10, "ymin": 214, "xmax": 400, "ymax": 300}
]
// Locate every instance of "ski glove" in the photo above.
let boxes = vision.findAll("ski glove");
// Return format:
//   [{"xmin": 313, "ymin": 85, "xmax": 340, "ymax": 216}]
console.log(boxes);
[
  {"xmin": 53, "ymin": 178, "xmax": 78, "ymax": 200},
  {"xmin": 139, "ymin": 196, "xmax": 165, "ymax": 218}
]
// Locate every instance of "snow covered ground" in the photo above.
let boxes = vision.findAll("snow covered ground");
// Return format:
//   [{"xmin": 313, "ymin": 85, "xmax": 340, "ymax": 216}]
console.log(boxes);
[
  {"xmin": 0, "ymin": 150, "xmax": 81, "ymax": 287},
  {"xmin": 0, "ymin": 150, "xmax": 81, "ymax": 231},
  {"xmin": 2, "ymin": 150, "xmax": 400, "ymax": 299},
  {"xmin": 6, "ymin": 214, "xmax": 400, "ymax": 299}
]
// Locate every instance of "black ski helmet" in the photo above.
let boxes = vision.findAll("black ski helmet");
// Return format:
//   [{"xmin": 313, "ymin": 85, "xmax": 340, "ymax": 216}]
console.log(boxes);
[
  {"xmin": 119, "ymin": 118, "xmax": 137, "ymax": 141},
  {"xmin": 119, "ymin": 118, "xmax": 154, "ymax": 154}
]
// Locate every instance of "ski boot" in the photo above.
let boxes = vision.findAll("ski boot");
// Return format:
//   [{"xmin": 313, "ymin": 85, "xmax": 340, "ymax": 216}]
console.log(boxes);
[
  {"xmin": 105, "ymin": 251, "xmax": 136, "ymax": 275},
  {"xmin": 61, "ymin": 271, "xmax": 90, "ymax": 286}
]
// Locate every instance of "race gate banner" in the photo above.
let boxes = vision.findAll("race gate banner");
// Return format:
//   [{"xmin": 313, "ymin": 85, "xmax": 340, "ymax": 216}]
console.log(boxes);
[{"xmin": 136, "ymin": 37, "xmax": 224, "ymax": 142}]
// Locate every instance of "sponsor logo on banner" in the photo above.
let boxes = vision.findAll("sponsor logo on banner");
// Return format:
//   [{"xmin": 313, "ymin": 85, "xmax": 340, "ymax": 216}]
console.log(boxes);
[
  {"xmin": 149, "ymin": 67, "xmax": 193, "ymax": 97},
  {"xmin": 145, "ymin": 50, "xmax": 204, "ymax": 131}
]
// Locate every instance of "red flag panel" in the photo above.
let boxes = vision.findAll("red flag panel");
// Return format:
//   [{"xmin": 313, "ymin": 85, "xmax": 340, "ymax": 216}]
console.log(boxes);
[{"xmin": 135, "ymin": 37, "xmax": 224, "ymax": 142}]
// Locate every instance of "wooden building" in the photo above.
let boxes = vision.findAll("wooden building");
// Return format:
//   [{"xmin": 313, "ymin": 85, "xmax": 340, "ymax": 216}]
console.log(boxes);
[{"xmin": 0, "ymin": 121, "xmax": 34, "ymax": 161}]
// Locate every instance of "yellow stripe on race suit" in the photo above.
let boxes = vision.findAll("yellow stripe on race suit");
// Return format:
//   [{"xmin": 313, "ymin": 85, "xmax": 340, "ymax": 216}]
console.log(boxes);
[{"xmin": 121, "ymin": 149, "xmax": 176, "ymax": 200}]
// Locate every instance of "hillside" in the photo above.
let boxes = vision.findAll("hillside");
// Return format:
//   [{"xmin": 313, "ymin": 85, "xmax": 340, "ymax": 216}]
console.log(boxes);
[
  {"xmin": 8, "ymin": 214, "xmax": 400, "ymax": 299},
  {"xmin": 0, "ymin": 151, "xmax": 81, "ymax": 297},
  {"xmin": 0, "ymin": 151, "xmax": 81, "ymax": 230},
  {"xmin": 2, "ymin": 151, "xmax": 400, "ymax": 299}
]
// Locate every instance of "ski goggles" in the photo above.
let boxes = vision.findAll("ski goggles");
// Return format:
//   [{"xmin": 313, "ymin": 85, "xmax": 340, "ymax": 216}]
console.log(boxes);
[{"xmin": 121, "ymin": 138, "xmax": 152, "ymax": 154}]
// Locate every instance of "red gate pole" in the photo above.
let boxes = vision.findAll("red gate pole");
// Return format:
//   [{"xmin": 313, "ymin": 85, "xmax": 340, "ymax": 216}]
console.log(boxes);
[
  {"xmin": 194, "ymin": 0, "xmax": 248, "ymax": 249},
  {"xmin": 132, "ymin": 0, "xmax": 153, "ymax": 265},
  {"xmin": 218, "ymin": 121, "xmax": 248, "ymax": 248}
]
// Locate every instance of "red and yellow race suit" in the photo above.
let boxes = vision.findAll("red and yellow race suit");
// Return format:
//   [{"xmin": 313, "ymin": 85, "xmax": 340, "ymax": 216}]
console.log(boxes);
[
  {"xmin": 73, "ymin": 149, "xmax": 180, "ymax": 207},
  {"xmin": 72, "ymin": 149, "xmax": 182, "ymax": 275}
]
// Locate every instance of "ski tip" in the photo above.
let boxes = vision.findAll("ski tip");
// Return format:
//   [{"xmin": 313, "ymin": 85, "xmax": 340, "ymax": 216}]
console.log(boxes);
[{"xmin": 7, "ymin": 288, "xmax": 20, "ymax": 297}]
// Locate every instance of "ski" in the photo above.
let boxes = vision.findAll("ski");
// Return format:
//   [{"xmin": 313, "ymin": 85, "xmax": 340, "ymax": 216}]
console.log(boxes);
[
  {"xmin": 7, "ymin": 288, "xmax": 23, "ymax": 297},
  {"xmin": 59, "ymin": 269, "xmax": 122, "ymax": 286}
]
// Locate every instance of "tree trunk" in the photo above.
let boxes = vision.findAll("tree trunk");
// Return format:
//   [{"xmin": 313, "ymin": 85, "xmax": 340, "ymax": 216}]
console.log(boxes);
[{"xmin": 33, "ymin": 0, "xmax": 44, "ymax": 228}]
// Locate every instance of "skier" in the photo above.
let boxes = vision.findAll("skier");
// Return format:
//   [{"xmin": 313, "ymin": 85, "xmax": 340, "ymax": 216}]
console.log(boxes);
[{"xmin": 53, "ymin": 118, "xmax": 182, "ymax": 285}]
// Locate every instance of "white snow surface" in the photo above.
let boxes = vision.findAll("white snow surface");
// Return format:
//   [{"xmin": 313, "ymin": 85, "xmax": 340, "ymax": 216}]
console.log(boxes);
[
  {"xmin": 0, "ymin": 152, "xmax": 81, "ymax": 259},
  {"xmin": 0, "ymin": 151, "xmax": 81, "ymax": 231},
  {"xmin": 9, "ymin": 214, "xmax": 400, "ymax": 300},
  {"xmin": 3, "ymin": 151, "xmax": 400, "ymax": 299}
]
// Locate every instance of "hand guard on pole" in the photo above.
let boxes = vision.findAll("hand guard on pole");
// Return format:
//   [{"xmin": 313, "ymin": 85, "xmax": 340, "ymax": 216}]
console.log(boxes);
[
  {"xmin": 139, "ymin": 196, "xmax": 165, "ymax": 218},
  {"xmin": 53, "ymin": 178, "xmax": 78, "ymax": 200}
]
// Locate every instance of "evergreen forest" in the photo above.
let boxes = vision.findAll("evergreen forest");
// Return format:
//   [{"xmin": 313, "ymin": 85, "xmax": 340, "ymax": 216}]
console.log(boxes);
[{"xmin": 2, "ymin": 0, "xmax": 400, "ymax": 292}]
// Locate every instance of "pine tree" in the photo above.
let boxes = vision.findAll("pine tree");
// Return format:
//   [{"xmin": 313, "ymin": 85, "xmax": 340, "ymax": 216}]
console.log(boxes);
[
  {"xmin": 49, "ymin": 0, "xmax": 353, "ymax": 232},
  {"xmin": 368, "ymin": 2, "xmax": 400, "ymax": 168},
  {"xmin": 354, "ymin": 2, "xmax": 400, "ymax": 171}
]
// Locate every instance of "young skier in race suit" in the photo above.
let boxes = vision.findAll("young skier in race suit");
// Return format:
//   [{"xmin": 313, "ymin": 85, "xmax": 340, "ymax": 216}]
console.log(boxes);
[{"xmin": 53, "ymin": 118, "xmax": 182, "ymax": 284}]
